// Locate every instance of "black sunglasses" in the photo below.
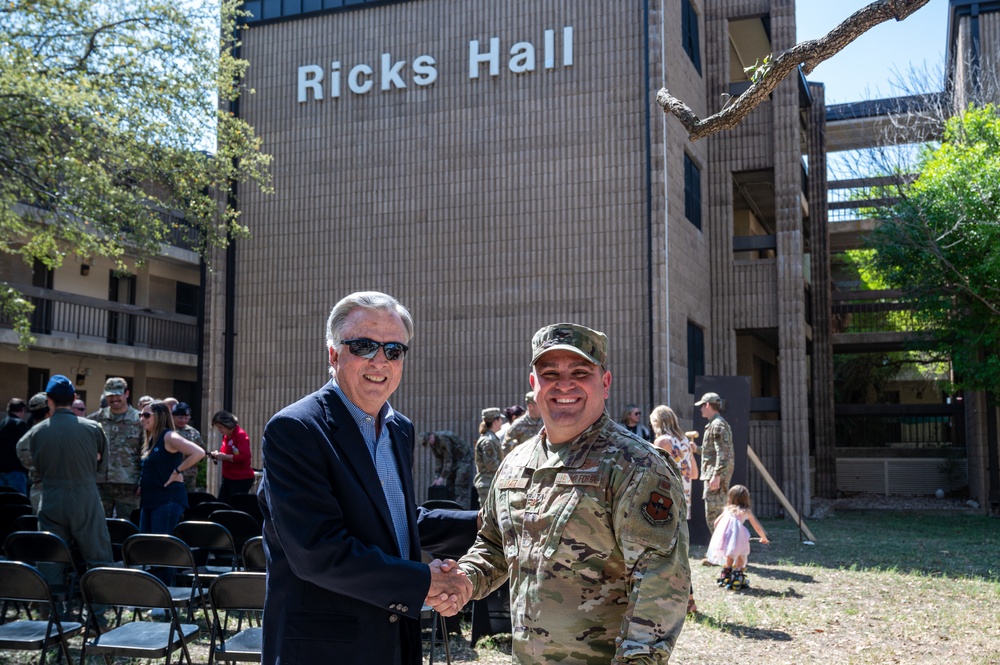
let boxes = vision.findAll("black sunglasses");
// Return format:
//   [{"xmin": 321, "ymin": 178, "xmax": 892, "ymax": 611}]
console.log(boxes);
[
  {"xmin": 140, "ymin": 412, "xmax": 153, "ymax": 419},
  {"xmin": 340, "ymin": 338, "xmax": 409, "ymax": 361}
]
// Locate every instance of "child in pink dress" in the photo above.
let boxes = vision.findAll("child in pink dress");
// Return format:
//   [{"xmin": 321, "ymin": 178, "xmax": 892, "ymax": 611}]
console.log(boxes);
[{"xmin": 706, "ymin": 484, "xmax": 769, "ymax": 590}]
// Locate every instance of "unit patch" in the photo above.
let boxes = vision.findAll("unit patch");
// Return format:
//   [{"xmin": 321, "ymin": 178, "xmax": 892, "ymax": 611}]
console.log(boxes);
[{"xmin": 641, "ymin": 491, "xmax": 674, "ymax": 526}]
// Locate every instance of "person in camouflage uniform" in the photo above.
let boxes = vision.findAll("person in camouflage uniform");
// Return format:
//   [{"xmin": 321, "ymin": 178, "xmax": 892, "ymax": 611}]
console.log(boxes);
[
  {"xmin": 473, "ymin": 408, "xmax": 503, "ymax": 507},
  {"xmin": 419, "ymin": 430, "xmax": 473, "ymax": 508},
  {"xmin": 500, "ymin": 391, "xmax": 543, "ymax": 458},
  {"xmin": 696, "ymin": 392, "xmax": 734, "ymax": 534},
  {"xmin": 172, "ymin": 402, "xmax": 205, "ymax": 492},
  {"xmin": 88, "ymin": 377, "xmax": 142, "ymax": 519},
  {"xmin": 457, "ymin": 323, "xmax": 690, "ymax": 663}
]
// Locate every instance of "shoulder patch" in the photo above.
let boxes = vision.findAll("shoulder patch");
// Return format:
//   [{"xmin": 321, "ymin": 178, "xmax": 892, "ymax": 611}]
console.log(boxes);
[{"xmin": 641, "ymin": 490, "xmax": 674, "ymax": 526}]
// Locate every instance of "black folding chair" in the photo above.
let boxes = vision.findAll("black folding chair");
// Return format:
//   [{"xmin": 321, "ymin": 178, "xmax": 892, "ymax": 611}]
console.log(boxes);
[
  {"xmin": 4, "ymin": 531, "xmax": 84, "ymax": 621},
  {"xmin": 0, "ymin": 561, "xmax": 84, "ymax": 665},
  {"xmin": 0, "ymin": 504, "xmax": 33, "ymax": 545},
  {"xmin": 240, "ymin": 537, "xmax": 266, "ymax": 572},
  {"xmin": 172, "ymin": 521, "xmax": 237, "ymax": 583},
  {"xmin": 12, "ymin": 514, "xmax": 38, "ymax": 532},
  {"xmin": 106, "ymin": 517, "xmax": 139, "ymax": 563},
  {"xmin": 122, "ymin": 534, "xmax": 207, "ymax": 622},
  {"xmin": 186, "ymin": 491, "xmax": 217, "ymax": 508},
  {"xmin": 421, "ymin": 499, "xmax": 464, "ymax": 510},
  {"xmin": 79, "ymin": 567, "xmax": 200, "ymax": 665},
  {"xmin": 0, "ymin": 492, "xmax": 31, "ymax": 507},
  {"xmin": 209, "ymin": 511, "xmax": 261, "ymax": 568},
  {"xmin": 227, "ymin": 494, "xmax": 263, "ymax": 527},
  {"xmin": 207, "ymin": 572, "xmax": 265, "ymax": 665},
  {"xmin": 184, "ymin": 501, "xmax": 232, "ymax": 522}
]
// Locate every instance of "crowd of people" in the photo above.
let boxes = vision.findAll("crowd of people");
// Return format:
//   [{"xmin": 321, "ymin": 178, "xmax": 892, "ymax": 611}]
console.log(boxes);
[
  {"xmin": 0, "ymin": 377, "xmax": 260, "ymax": 608},
  {"xmin": 0, "ymin": 288, "xmax": 774, "ymax": 663}
]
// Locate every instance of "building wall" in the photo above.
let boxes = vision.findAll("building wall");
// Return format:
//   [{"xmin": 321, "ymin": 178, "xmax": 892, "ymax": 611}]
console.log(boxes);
[{"xmin": 229, "ymin": 0, "xmax": 703, "ymax": 462}]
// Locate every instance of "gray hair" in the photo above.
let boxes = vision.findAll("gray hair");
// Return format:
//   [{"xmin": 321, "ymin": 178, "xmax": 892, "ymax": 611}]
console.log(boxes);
[{"xmin": 325, "ymin": 291, "xmax": 414, "ymax": 377}]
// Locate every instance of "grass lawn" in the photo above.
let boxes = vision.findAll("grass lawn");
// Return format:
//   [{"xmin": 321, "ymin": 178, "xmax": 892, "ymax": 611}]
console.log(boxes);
[
  {"xmin": 0, "ymin": 510, "xmax": 996, "ymax": 664},
  {"xmin": 452, "ymin": 509, "xmax": 1000, "ymax": 664}
]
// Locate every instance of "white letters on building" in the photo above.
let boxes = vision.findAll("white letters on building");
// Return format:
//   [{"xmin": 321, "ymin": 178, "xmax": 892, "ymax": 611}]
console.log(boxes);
[
  {"xmin": 297, "ymin": 64, "xmax": 324, "ymax": 102},
  {"xmin": 413, "ymin": 55, "xmax": 438, "ymax": 86},
  {"xmin": 348, "ymin": 64, "xmax": 374, "ymax": 94},
  {"xmin": 297, "ymin": 26, "xmax": 573, "ymax": 102},
  {"xmin": 381, "ymin": 53, "xmax": 407, "ymax": 90},
  {"xmin": 509, "ymin": 42, "xmax": 535, "ymax": 73},
  {"xmin": 469, "ymin": 37, "xmax": 501, "ymax": 79}
]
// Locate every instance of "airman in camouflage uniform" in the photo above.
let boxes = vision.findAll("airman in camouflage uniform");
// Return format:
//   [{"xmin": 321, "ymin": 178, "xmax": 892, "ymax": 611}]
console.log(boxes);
[
  {"xmin": 500, "ymin": 391, "xmax": 543, "ymax": 458},
  {"xmin": 473, "ymin": 408, "xmax": 504, "ymax": 507},
  {"xmin": 419, "ymin": 430, "xmax": 473, "ymax": 508},
  {"xmin": 89, "ymin": 377, "xmax": 142, "ymax": 518},
  {"xmin": 696, "ymin": 392, "xmax": 734, "ymax": 533},
  {"xmin": 459, "ymin": 324, "xmax": 689, "ymax": 663},
  {"xmin": 172, "ymin": 402, "xmax": 205, "ymax": 491}
]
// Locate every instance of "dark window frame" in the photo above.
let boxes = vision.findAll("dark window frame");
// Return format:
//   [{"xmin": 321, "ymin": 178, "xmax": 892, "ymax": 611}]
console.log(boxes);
[
  {"xmin": 687, "ymin": 321, "xmax": 705, "ymax": 394},
  {"xmin": 682, "ymin": 0, "xmax": 702, "ymax": 74},
  {"xmin": 684, "ymin": 153, "xmax": 702, "ymax": 230}
]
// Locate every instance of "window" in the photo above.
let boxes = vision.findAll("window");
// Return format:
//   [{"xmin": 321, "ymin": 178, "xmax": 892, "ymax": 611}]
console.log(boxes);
[
  {"xmin": 682, "ymin": 0, "xmax": 702, "ymax": 74},
  {"xmin": 176, "ymin": 282, "xmax": 200, "ymax": 317},
  {"xmin": 687, "ymin": 321, "xmax": 705, "ymax": 394},
  {"xmin": 684, "ymin": 153, "xmax": 702, "ymax": 230}
]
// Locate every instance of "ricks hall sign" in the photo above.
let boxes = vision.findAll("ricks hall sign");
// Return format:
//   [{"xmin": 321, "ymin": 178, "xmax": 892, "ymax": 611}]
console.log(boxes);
[{"xmin": 297, "ymin": 26, "xmax": 574, "ymax": 102}]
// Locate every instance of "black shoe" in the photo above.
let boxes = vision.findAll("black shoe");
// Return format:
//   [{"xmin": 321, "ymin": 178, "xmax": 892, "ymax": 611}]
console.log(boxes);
[{"xmin": 717, "ymin": 567, "xmax": 732, "ymax": 587}]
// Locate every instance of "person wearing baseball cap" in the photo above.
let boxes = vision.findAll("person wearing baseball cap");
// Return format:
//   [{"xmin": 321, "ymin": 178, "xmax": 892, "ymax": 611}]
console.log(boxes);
[
  {"xmin": 15, "ymin": 375, "xmax": 113, "ymax": 589},
  {"xmin": 456, "ymin": 323, "xmax": 690, "ymax": 662},
  {"xmin": 171, "ymin": 402, "xmax": 205, "ymax": 491},
  {"xmin": 500, "ymin": 390, "xmax": 543, "ymax": 458},
  {"xmin": 473, "ymin": 407, "xmax": 504, "ymax": 507},
  {"xmin": 90, "ymin": 377, "xmax": 142, "ymax": 518},
  {"xmin": 696, "ymin": 391, "xmax": 734, "ymax": 539}
]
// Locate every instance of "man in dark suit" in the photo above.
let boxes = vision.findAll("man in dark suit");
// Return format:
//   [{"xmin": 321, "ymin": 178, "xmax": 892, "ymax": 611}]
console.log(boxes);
[{"xmin": 258, "ymin": 291, "xmax": 475, "ymax": 664}]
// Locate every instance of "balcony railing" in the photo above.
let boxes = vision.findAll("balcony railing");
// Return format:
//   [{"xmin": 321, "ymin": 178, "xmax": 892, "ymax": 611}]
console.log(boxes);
[
  {"xmin": 834, "ymin": 403, "xmax": 964, "ymax": 449},
  {"xmin": 831, "ymin": 289, "xmax": 931, "ymax": 334},
  {"xmin": 0, "ymin": 284, "xmax": 198, "ymax": 355},
  {"xmin": 827, "ymin": 175, "xmax": 916, "ymax": 223}
]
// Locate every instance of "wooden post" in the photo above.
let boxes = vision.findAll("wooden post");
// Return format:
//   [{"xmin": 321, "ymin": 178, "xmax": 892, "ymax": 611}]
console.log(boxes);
[{"xmin": 747, "ymin": 445, "xmax": 817, "ymax": 543}]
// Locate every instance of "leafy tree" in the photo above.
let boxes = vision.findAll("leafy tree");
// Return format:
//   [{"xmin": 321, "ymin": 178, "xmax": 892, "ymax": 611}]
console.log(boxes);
[
  {"xmin": 1, "ymin": 0, "xmax": 271, "ymax": 343},
  {"xmin": 865, "ymin": 105, "xmax": 1000, "ymax": 391}
]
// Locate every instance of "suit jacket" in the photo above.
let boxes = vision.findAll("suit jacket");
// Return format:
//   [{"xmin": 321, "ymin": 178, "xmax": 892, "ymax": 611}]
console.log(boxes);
[{"xmin": 258, "ymin": 381, "xmax": 430, "ymax": 665}]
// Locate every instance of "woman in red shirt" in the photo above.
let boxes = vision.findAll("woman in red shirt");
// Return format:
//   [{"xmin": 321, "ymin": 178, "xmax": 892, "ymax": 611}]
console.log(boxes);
[{"xmin": 209, "ymin": 410, "xmax": 255, "ymax": 503}]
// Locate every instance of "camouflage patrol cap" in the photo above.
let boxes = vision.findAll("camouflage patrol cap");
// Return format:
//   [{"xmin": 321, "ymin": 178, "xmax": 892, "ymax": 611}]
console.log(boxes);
[
  {"xmin": 482, "ymin": 407, "xmax": 502, "ymax": 421},
  {"xmin": 695, "ymin": 392, "xmax": 723, "ymax": 407},
  {"xmin": 530, "ymin": 323, "xmax": 608, "ymax": 368},
  {"xmin": 28, "ymin": 392, "xmax": 49, "ymax": 410},
  {"xmin": 524, "ymin": 391, "xmax": 535, "ymax": 404},
  {"xmin": 102, "ymin": 377, "xmax": 128, "ymax": 397}
]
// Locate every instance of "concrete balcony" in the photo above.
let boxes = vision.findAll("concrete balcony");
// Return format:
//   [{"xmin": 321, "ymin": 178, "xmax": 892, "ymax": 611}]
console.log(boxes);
[{"xmin": 0, "ymin": 284, "xmax": 198, "ymax": 366}]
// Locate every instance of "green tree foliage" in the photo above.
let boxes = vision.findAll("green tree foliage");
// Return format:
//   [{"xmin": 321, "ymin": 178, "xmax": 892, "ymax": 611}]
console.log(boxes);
[
  {"xmin": 0, "ymin": 0, "xmax": 271, "ymax": 343},
  {"xmin": 866, "ymin": 105, "xmax": 1000, "ymax": 391}
]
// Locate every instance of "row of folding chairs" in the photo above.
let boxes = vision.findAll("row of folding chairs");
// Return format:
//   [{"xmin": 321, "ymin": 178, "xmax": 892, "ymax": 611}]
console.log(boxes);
[
  {"xmin": 1, "ymin": 528, "xmax": 265, "ymax": 664},
  {"xmin": 0, "ymin": 560, "xmax": 264, "ymax": 665}
]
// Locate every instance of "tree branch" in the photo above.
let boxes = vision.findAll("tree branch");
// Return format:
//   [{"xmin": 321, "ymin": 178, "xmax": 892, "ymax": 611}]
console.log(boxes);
[{"xmin": 656, "ymin": 0, "xmax": 931, "ymax": 141}]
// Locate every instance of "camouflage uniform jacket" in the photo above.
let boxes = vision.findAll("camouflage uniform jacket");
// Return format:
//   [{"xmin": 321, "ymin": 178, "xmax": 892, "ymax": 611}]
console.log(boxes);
[
  {"xmin": 500, "ymin": 414, "xmax": 543, "ymax": 458},
  {"xmin": 176, "ymin": 424, "xmax": 204, "ymax": 488},
  {"xmin": 459, "ymin": 413, "xmax": 690, "ymax": 663},
  {"xmin": 473, "ymin": 430, "xmax": 502, "ymax": 493},
  {"xmin": 89, "ymin": 406, "xmax": 142, "ymax": 485},
  {"xmin": 429, "ymin": 431, "xmax": 471, "ymax": 480},
  {"xmin": 700, "ymin": 414, "xmax": 733, "ymax": 486}
]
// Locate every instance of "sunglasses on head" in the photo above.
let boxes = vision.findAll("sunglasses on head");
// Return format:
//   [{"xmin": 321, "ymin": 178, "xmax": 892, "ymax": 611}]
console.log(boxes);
[{"xmin": 340, "ymin": 338, "xmax": 409, "ymax": 361}]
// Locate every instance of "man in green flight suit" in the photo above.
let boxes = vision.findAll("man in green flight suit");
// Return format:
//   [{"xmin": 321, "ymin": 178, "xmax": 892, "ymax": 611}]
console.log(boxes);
[
  {"xmin": 16, "ymin": 375, "xmax": 113, "ymax": 589},
  {"xmin": 455, "ymin": 323, "xmax": 690, "ymax": 663}
]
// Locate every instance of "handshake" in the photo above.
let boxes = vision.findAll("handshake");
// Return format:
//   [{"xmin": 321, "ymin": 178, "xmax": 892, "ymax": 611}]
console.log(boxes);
[{"xmin": 425, "ymin": 559, "xmax": 473, "ymax": 616}]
